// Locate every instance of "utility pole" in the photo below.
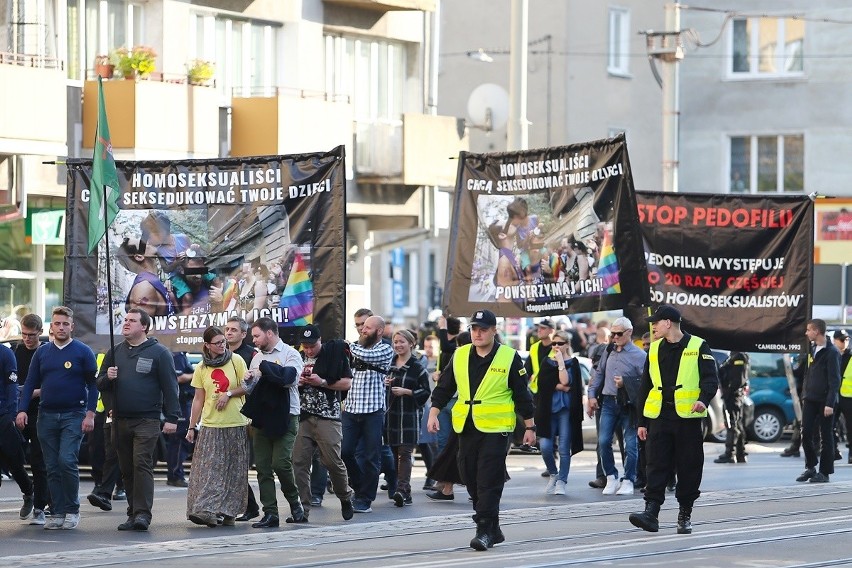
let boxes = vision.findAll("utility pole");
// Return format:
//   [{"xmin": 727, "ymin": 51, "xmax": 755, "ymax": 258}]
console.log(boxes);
[
  {"xmin": 661, "ymin": 2, "xmax": 682, "ymax": 192},
  {"xmin": 507, "ymin": 0, "xmax": 529, "ymax": 151}
]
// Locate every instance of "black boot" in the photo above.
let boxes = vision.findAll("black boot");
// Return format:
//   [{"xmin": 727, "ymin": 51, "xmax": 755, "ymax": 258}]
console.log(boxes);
[
  {"xmin": 677, "ymin": 505, "xmax": 693, "ymax": 534},
  {"xmin": 490, "ymin": 518, "xmax": 505, "ymax": 546},
  {"xmin": 713, "ymin": 453, "xmax": 735, "ymax": 464},
  {"xmin": 629, "ymin": 501, "xmax": 660, "ymax": 533},
  {"xmin": 470, "ymin": 520, "xmax": 494, "ymax": 551}
]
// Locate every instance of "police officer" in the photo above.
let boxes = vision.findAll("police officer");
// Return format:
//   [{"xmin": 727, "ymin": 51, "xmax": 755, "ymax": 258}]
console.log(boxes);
[
  {"xmin": 714, "ymin": 351, "xmax": 750, "ymax": 464},
  {"xmin": 629, "ymin": 305, "xmax": 718, "ymax": 535},
  {"xmin": 427, "ymin": 309, "xmax": 534, "ymax": 551},
  {"xmin": 834, "ymin": 330, "xmax": 852, "ymax": 464}
]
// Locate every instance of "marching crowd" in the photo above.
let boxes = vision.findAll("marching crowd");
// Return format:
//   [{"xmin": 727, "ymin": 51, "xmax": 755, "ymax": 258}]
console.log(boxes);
[{"xmin": 0, "ymin": 304, "xmax": 848, "ymax": 551}]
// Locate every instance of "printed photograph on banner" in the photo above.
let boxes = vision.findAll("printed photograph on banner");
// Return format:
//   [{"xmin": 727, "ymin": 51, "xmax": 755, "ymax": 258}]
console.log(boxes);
[
  {"xmin": 467, "ymin": 192, "xmax": 618, "ymax": 308},
  {"xmin": 96, "ymin": 207, "xmax": 314, "ymax": 336}
]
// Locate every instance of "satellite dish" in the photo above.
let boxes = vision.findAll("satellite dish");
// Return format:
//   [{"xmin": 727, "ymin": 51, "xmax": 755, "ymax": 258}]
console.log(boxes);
[{"xmin": 467, "ymin": 83, "xmax": 509, "ymax": 131}]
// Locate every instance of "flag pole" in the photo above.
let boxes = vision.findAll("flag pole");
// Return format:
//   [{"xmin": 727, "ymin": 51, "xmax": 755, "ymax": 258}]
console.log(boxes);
[{"xmin": 102, "ymin": 180, "xmax": 116, "ymax": 355}]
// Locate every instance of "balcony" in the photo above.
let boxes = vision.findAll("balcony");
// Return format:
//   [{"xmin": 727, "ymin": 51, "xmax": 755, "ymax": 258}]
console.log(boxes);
[
  {"xmin": 355, "ymin": 113, "xmax": 468, "ymax": 187},
  {"xmin": 322, "ymin": 0, "xmax": 436, "ymax": 12},
  {"xmin": 0, "ymin": 54, "xmax": 66, "ymax": 155},
  {"xmin": 230, "ymin": 88, "xmax": 354, "ymax": 161},
  {"xmin": 82, "ymin": 79, "xmax": 219, "ymax": 158}
]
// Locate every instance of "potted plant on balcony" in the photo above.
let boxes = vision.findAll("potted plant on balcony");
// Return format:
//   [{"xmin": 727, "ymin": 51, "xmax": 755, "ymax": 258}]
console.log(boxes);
[
  {"xmin": 94, "ymin": 55, "xmax": 114, "ymax": 79},
  {"xmin": 114, "ymin": 46, "xmax": 157, "ymax": 80},
  {"xmin": 187, "ymin": 59, "xmax": 215, "ymax": 86}
]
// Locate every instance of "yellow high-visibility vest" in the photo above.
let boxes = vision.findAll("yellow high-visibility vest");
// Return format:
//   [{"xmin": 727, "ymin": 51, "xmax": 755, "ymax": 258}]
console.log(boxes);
[
  {"xmin": 452, "ymin": 344, "xmax": 516, "ymax": 433},
  {"xmin": 528, "ymin": 340, "xmax": 543, "ymax": 394},
  {"xmin": 644, "ymin": 335, "xmax": 707, "ymax": 419},
  {"xmin": 840, "ymin": 356, "xmax": 852, "ymax": 398}
]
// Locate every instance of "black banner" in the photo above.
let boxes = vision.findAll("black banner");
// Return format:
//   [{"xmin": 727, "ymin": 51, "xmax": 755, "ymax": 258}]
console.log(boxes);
[
  {"xmin": 444, "ymin": 134, "xmax": 649, "ymax": 317},
  {"xmin": 634, "ymin": 191, "xmax": 813, "ymax": 353},
  {"xmin": 65, "ymin": 148, "xmax": 346, "ymax": 352}
]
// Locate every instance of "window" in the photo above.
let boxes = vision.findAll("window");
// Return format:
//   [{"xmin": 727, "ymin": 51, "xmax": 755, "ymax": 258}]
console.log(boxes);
[
  {"xmin": 1, "ymin": 0, "xmax": 60, "ymax": 67},
  {"xmin": 82, "ymin": 1, "xmax": 144, "ymax": 80},
  {"xmin": 190, "ymin": 12, "xmax": 278, "ymax": 99},
  {"xmin": 729, "ymin": 135, "xmax": 804, "ymax": 193},
  {"xmin": 730, "ymin": 17, "xmax": 804, "ymax": 77},
  {"xmin": 325, "ymin": 35, "xmax": 407, "ymax": 120},
  {"xmin": 607, "ymin": 7, "xmax": 630, "ymax": 76}
]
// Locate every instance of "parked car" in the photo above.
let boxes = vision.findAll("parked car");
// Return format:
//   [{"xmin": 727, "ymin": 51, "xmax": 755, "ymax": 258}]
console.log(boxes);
[{"xmin": 745, "ymin": 352, "xmax": 797, "ymax": 443}]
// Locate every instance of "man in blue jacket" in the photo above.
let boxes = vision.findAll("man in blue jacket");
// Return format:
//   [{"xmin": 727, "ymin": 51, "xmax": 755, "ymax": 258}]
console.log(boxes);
[{"xmin": 16, "ymin": 306, "xmax": 98, "ymax": 531}]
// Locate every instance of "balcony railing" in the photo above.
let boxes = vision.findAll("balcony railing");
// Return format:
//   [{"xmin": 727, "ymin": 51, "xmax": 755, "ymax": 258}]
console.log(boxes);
[
  {"xmin": 0, "ymin": 51, "xmax": 63, "ymax": 69},
  {"xmin": 355, "ymin": 119, "xmax": 403, "ymax": 178}
]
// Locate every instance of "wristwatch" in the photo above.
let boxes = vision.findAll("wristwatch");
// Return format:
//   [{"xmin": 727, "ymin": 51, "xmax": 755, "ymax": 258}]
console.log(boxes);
[
  {"xmin": 225, "ymin": 390, "xmax": 233, "ymax": 398},
  {"xmin": 525, "ymin": 425, "xmax": 537, "ymax": 432}
]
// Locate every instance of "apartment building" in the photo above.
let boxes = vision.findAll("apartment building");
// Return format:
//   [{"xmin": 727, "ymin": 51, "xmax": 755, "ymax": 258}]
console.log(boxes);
[{"xmin": 0, "ymin": 0, "xmax": 465, "ymax": 329}]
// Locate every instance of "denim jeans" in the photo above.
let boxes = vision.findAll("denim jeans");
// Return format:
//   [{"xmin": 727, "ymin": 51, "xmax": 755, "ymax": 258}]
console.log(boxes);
[
  {"xmin": 37, "ymin": 410, "xmax": 85, "ymax": 515},
  {"xmin": 598, "ymin": 396, "xmax": 638, "ymax": 482},
  {"xmin": 436, "ymin": 397, "xmax": 456, "ymax": 454},
  {"xmin": 341, "ymin": 410, "xmax": 384, "ymax": 504},
  {"xmin": 539, "ymin": 408, "xmax": 572, "ymax": 483}
]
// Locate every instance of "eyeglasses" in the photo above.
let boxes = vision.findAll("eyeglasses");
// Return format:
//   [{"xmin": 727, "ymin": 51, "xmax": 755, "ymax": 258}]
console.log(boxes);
[
  {"xmin": 207, "ymin": 339, "xmax": 227, "ymax": 347},
  {"xmin": 551, "ymin": 341, "xmax": 567, "ymax": 346},
  {"xmin": 21, "ymin": 332, "xmax": 40, "ymax": 338},
  {"xmin": 610, "ymin": 331, "xmax": 627, "ymax": 338}
]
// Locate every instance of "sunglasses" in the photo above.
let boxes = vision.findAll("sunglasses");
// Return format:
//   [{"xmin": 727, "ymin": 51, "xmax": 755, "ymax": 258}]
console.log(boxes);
[
  {"xmin": 610, "ymin": 331, "xmax": 627, "ymax": 338},
  {"xmin": 551, "ymin": 341, "xmax": 567, "ymax": 346}
]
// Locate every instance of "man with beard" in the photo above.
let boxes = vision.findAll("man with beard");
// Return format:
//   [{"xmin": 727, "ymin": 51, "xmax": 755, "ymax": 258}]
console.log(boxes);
[
  {"xmin": 341, "ymin": 315, "xmax": 394, "ymax": 513},
  {"xmin": 240, "ymin": 317, "xmax": 304, "ymax": 528},
  {"xmin": 291, "ymin": 325, "xmax": 354, "ymax": 521},
  {"xmin": 97, "ymin": 309, "xmax": 179, "ymax": 531}
]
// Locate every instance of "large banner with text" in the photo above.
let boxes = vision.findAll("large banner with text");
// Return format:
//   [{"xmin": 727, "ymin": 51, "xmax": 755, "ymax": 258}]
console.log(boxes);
[
  {"xmin": 635, "ymin": 192, "xmax": 813, "ymax": 353},
  {"xmin": 65, "ymin": 148, "xmax": 346, "ymax": 352},
  {"xmin": 444, "ymin": 135, "xmax": 650, "ymax": 317}
]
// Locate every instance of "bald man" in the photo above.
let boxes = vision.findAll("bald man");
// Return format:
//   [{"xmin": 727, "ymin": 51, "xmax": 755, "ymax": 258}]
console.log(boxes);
[{"xmin": 340, "ymin": 313, "xmax": 394, "ymax": 513}]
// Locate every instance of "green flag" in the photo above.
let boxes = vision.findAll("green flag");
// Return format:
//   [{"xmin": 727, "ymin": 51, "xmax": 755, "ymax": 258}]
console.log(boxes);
[{"xmin": 87, "ymin": 76, "xmax": 121, "ymax": 254}]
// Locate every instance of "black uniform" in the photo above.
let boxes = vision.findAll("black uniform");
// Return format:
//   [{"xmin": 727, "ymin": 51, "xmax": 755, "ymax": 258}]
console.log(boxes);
[
  {"xmin": 431, "ymin": 343, "xmax": 533, "ymax": 525},
  {"xmin": 637, "ymin": 333, "xmax": 718, "ymax": 508},
  {"xmin": 838, "ymin": 347, "xmax": 852, "ymax": 463},
  {"xmin": 800, "ymin": 341, "xmax": 841, "ymax": 477},
  {"xmin": 719, "ymin": 352, "xmax": 749, "ymax": 461}
]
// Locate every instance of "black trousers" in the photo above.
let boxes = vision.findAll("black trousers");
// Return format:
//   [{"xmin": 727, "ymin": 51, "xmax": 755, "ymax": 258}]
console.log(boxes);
[
  {"xmin": 644, "ymin": 416, "xmax": 703, "ymax": 508},
  {"xmin": 801, "ymin": 400, "xmax": 835, "ymax": 475},
  {"xmin": 722, "ymin": 394, "xmax": 746, "ymax": 457},
  {"xmin": 457, "ymin": 430, "xmax": 510, "ymax": 523},
  {"xmin": 91, "ymin": 416, "xmax": 124, "ymax": 498},
  {"xmin": 22, "ymin": 410, "xmax": 49, "ymax": 510},
  {"xmin": 839, "ymin": 397, "xmax": 852, "ymax": 455},
  {"xmin": 0, "ymin": 418, "xmax": 33, "ymax": 497}
]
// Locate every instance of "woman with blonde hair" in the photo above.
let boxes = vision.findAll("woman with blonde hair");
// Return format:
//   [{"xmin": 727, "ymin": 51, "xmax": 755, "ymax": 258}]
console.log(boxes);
[
  {"xmin": 536, "ymin": 329, "xmax": 585, "ymax": 496},
  {"xmin": 385, "ymin": 328, "xmax": 431, "ymax": 507},
  {"xmin": 185, "ymin": 326, "xmax": 250, "ymax": 527}
]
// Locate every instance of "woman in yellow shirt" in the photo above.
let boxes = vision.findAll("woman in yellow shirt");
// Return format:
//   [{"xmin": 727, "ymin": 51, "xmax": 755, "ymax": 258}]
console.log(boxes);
[{"xmin": 185, "ymin": 326, "xmax": 250, "ymax": 527}]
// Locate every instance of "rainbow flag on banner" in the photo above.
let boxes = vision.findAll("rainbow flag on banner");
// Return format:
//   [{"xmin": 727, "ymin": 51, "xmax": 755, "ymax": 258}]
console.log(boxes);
[
  {"xmin": 596, "ymin": 231, "xmax": 621, "ymax": 293},
  {"xmin": 279, "ymin": 252, "xmax": 314, "ymax": 325}
]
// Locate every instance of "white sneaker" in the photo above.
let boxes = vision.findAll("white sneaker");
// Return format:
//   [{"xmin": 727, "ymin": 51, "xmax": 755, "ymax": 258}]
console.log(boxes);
[
  {"xmin": 553, "ymin": 480, "xmax": 567, "ymax": 495},
  {"xmin": 544, "ymin": 475, "xmax": 558, "ymax": 494},
  {"xmin": 61, "ymin": 513, "xmax": 80, "ymax": 530},
  {"xmin": 43, "ymin": 514, "xmax": 65, "ymax": 530},
  {"xmin": 602, "ymin": 475, "xmax": 620, "ymax": 495},
  {"xmin": 30, "ymin": 509, "xmax": 46, "ymax": 526},
  {"xmin": 616, "ymin": 479, "xmax": 634, "ymax": 495}
]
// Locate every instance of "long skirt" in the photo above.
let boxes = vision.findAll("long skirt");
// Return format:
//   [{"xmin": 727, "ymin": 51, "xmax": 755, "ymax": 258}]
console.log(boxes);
[{"xmin": 186, "ymin": 425, "xmax": 250, "ymax": 518}]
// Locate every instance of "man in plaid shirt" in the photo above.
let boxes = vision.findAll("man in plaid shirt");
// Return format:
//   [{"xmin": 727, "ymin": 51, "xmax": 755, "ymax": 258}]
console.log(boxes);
[{"xmin": 341, "ymin": 314, "xmax": 394, "ymax": 513}]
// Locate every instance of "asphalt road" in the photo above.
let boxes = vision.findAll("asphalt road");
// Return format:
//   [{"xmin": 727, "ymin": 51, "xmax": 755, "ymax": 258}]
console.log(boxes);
[{"xmin": 1, "ymin": 440, "xmax": 850, "ymax": 567}]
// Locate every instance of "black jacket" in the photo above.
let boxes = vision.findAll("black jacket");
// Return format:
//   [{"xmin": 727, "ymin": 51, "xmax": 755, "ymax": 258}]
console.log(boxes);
[
  {"xmin": 241, "ymin": 360, "xmax": 297, "ymax": 438},
  {"xmin": 802, "ymin": 341, "xmax": 841, "ymax": 407}
]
